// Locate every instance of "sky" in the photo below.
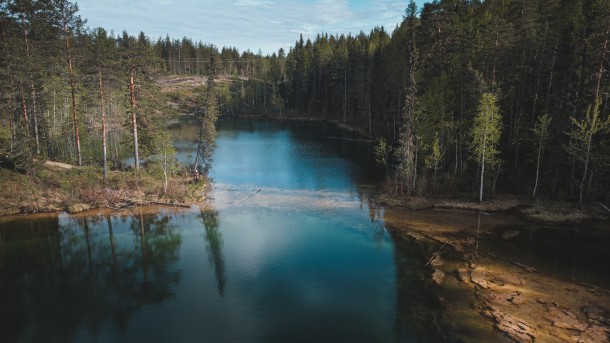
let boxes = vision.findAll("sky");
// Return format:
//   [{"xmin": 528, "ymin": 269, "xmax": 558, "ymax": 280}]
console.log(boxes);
[{"xmin": 75, "ymin": 0, "xmax": 426, "ymax": 55}]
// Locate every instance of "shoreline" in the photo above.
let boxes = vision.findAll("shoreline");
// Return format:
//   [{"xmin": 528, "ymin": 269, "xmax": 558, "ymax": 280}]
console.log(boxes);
[
  {"xmin": 0, "ymin": 165, "xmax": 208, "ymax": 218},
  {"xmin": 226, "ymin": 114, "xmax": 610, "ymax": 224},
  {"xmin": 225, "ymin": 113, "xmax": 375, "ymax": 140},
  {"xmin": 384, "ymin": 206, "xmax": 610, "ymax": 342},
  {"xmin": 377, "ymin": 192, "xmax": 609, "ymax": 224}
]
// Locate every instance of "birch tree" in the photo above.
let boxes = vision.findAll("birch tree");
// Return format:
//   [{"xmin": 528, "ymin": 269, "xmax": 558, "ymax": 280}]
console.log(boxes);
[
  {"xmin": 531, "ymin": 114, "xmax": 551, "ymax": 198},
  {"xmin": 149, "ymin": 130, "xmax": 177, "ymax": 195},
  {"xmin": 567, "ymin": 99, "xmax": 610, "ymax": 204},
  {"xmin": 471, "ymin": 93, "xmax": 502, "ymax": 202}
]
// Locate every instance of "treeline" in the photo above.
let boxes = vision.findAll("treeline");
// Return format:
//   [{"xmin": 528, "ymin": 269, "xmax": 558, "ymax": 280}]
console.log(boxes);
[
  {"xmin": 278, "ymin": 0, "xmax": 610, "ymax": 203},
  {"xmin": 0, "ymin": 0, "xmax": 227, "ymax": 182},
  {"xmin": 1, "ymin": 0, "xmax": 609, "ymax": 204}
]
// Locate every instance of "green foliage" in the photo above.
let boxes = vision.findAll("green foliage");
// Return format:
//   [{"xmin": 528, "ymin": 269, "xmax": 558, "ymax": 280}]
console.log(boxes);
[
  {"xmin": 425, "ymin": 133, "xmax": 443, "ymax": 172},
  {"xmin": 146, "ymin": 129, "xmax": 178, "ymax": 194},
  {"xmin": 531, "ymin": 113, "xmax": 552, "ymax": 198},
  {"xmin": 566, "ymin": 99, "xmax": 610, "ymax": 203},
  {"xmin": 1, "ymin": 0, "xmax": 610, "ymax": 201},
  {"xmin": 0, "ymin": 120, "xmax": 9, "ymax": 150},
  {"xmin": 533, "ymin": 114, "xmax": 552, "ymax": 145},
  {"xmin": 471, "ymin": 93, "xmax": 503, "ymax": 201},
  {"xmin": 374, "ymin": 138, "xmax": 392, "ymax": 174},
  {"xmin": 12, "ymin": 125, "xmax": 35, "ymax": 175},
  {"xmin": 470, "ymin": 93, "xmax": 502, "ymax": 167}
]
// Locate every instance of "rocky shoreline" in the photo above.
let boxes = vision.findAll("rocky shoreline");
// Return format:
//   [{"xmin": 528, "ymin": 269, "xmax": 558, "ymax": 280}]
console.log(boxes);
[{"xmin": 385, "ymin": 207, "xmax": 610, "ymax": 342}]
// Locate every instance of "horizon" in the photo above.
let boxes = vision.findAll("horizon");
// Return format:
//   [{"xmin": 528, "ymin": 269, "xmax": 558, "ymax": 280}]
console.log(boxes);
[{"xmin": 76, "ymin": 0, "xmax": 427, "ymax": 55}]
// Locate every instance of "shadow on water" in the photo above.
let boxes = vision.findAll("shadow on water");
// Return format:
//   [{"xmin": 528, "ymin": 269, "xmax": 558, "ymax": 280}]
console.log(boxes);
[{"xmin": 0, "ymin": 212, "xmax": 182, "ymax": 342}]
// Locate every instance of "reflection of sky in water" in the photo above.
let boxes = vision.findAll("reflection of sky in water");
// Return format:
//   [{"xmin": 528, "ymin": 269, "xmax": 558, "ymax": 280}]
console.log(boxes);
[
  {"xmin": 210, "ymin": 129, "xmax": 359, "ymax": 192},
  {"xmin": 1, "ymin": 118, "xmax": 443, "ymax": 342}
]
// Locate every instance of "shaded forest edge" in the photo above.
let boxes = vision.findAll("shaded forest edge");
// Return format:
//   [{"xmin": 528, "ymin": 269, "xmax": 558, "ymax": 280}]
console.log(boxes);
[{"xmin": 1, "ymin": 0, "xmax": 610, "ymax": 216}]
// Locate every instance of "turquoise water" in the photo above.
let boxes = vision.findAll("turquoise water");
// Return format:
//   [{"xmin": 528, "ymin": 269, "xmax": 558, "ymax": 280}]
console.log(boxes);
[{"xmin": 0, "ymin": 118, "xmax": 444, "ymax": 342}]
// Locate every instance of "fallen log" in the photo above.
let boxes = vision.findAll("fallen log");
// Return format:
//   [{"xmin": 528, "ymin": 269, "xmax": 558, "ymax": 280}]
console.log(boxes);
[
  {"xmin": 597, "ymin": 202, "xmax": 610, "ymax": 214},
  {"xmin": 150, "ymin": 201, "xmax": 192, "ymax": 208},
  {"xmin": 511, "ymin": 261, "xmax": 538, "ymax": 273},
  {"xmin": 326, "ymin": 136, "xmax": 375, "ymax": 143}
]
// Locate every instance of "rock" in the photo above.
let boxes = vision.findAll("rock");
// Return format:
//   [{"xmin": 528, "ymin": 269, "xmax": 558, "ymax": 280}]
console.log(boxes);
[
  {"xmin": 502, "ymin": 230, "xmax": 520, "ymax": 240},
  {"xmin": 432, "ymin": 269, "xmax": 445, "ymax": 285},
  {"xmin": 578, "ymin": 325, "xmax": 610, "ymax": 343},
  {"xmin": 546, "ymin": 307, "xmax": 587, "ymax": 332},
  {"xmin": 483, "ymin": 304, "xmax": 536, "ymax": 343},
  {"xmin": 430, "ymin": 254, "xmax": 444, "ymax": 267},
  {"xmin": 67, "ymin": 203, "xmax": 91, "ymax": 214},
  {"xmin": 456, "ymin": 268, "xmax": 470, "ymax": 283},
  {"xmin": 471, "ymin": 267, "xmax": 490, "ymax": 289},
  {"xmin": 494, "ymin": 272, "xmax": 526, "ymax": 287},
  {"xmin": 406, "ymin": 232, "xmax": 426, "ymax": 240},
  {"xmin": 511, "ymin": 262, "xmax": 538, "ymax": 273},
  {"xmin": 42, "ymin": 205, "xmax": 63, "ymax": 212},
  {"xmin": 484, "ymin": 291, "xmax": 525, "ymax": 306},
  {"xmin": 20, "ymin": 205, "xmax": 39, "ymax": 214},
  {"xmin": 582, "ymin": 306, "xmax": 610, "ymax": 326}
]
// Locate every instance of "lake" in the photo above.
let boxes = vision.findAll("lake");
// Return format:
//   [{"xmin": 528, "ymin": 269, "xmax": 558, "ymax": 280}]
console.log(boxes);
[{"xmin": 0, "ymin": 118, "xmax": 446, "ymax": 342}]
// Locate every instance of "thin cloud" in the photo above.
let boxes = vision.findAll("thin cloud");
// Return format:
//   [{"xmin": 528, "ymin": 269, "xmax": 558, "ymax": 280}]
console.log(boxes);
[{"xmin": 76, "ymin": 0, "xmax": 420, "ymax": 54}]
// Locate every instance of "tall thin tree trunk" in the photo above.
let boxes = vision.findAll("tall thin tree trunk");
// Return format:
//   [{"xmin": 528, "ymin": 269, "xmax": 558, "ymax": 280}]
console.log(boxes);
[
  {"xmin": 544, "ymin": 37, "xmax": 559, "ymax": 114},
  {"xmin": 163, "ymin": 151, "xmax": 168, "ymax": 194},
  {"xmin": 533, "ymin": 137, "xmax": 543, "ymax": 198},
  {"xmin": 63, "ymin": 6, "xmax": 81, "ymax": 166},
  {"xmin": 579, "ymin": 19, "xmax": 609, "ymax": 205},
  {"xmin": 579, "ymin": 134, "xmax": 592, "ymax": 205},
  {"xmin": 368, "ymin": 103, "xmax": 371, "ymax": 135},
  {"xmin": 343, "ymin": 63, "xmax": 347, "ymax": 123},
  {"xmin": 99, "ymin": 68, "xmax": 108, "ymax": 181},
  {"xmin": 479, "ymin": 123, "xmax": 488, "ymax": 202},
  {"xmin": 30, "ymin": 83, "xmax": 40, "ymax": 154},
  {"xmin": 129, "ymin": 66, "xmax": 140, "ymax": 170},
  {"xmin": 20, "ymin": 90, "xmax": 29, "ymax": 134}
]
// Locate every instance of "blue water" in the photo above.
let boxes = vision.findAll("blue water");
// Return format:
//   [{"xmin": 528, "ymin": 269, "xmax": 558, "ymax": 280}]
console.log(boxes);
[{"xmin": 0, "ymin": 118, "xmax": 443, "ymax": 342}]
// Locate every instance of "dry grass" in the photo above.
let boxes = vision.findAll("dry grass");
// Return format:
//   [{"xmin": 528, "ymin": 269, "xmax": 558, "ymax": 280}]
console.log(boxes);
[{"xmin": 0, "ymin": 164, "xmax": 206, "ymax": 216}]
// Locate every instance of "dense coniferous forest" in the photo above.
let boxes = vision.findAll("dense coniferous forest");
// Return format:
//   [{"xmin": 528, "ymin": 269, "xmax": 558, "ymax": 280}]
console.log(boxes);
[{"xmin": 1, "ymin": 0, "xmax": 609, "ymax": 204}]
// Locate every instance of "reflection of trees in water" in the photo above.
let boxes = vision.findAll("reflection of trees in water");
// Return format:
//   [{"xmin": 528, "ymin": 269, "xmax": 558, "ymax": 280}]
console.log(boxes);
[
  {"xmin": 389, "ymin": 230, "xmax": 449, "ymax": 342},
  {"xmin": 0, "ymin": 212, "xmax": 182, "ymax": 341},
  {"xmin": 199, "ymin": 206, "xmax": 226, "ymax": 297}
]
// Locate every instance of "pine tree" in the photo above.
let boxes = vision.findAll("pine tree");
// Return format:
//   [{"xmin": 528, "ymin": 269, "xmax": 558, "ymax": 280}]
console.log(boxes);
[
  {"xmin": 194, "ymin": 51, "xmax": 219, "ymax": 175},
  {"xmin": 396, "ymin": 0, "xmax": 419, "ymax": 195}
]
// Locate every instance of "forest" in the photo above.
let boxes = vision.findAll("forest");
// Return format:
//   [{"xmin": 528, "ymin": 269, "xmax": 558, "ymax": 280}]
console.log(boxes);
[{"xmin": 1, "ymin": 0, "xmax": 609, "ymax": 205}]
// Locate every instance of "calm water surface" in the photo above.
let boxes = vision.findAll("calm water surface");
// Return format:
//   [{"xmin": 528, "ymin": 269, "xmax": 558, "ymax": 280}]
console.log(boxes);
[{"xmin": 0, "ymin": 118, "xmax": 444, "ymax": 342}]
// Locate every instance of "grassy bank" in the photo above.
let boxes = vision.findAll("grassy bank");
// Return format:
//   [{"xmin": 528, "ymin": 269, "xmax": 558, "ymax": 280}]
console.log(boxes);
[{"xmin": 0, "ymin": 163, "xmax": 206, "ymax": 216}]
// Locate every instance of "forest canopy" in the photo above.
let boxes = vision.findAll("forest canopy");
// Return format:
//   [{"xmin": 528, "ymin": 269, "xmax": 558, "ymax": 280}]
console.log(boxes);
[{"xmin": 1, "ymin": 0, "xmax": 609, "ymax": 203}]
